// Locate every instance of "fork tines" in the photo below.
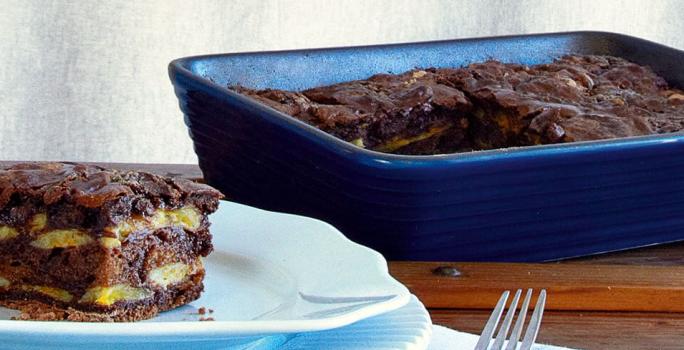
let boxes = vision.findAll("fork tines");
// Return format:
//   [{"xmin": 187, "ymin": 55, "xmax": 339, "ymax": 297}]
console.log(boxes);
[{"xmin": 474, "ymin": 289, "xmax": 547, "ymax": 350}]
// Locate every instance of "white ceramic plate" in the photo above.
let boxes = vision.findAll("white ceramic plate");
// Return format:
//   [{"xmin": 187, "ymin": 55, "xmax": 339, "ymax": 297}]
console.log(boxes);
[{"xmin": 0, "ymin": 201, "xmax": 410, "ymax": 348}]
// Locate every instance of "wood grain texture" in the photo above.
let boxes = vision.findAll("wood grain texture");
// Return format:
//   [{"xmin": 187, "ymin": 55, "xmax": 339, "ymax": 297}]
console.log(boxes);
[
  {"xmin": 433, "ymin": 309, "xmax": 684, "ymax": 350},
  {"xmin": 563, "ymin": 242, "xmax": 684, "ymax": 266},
  {"xmin": 389, "ymin": 262, "xmax": 684, "ymax": 312}
]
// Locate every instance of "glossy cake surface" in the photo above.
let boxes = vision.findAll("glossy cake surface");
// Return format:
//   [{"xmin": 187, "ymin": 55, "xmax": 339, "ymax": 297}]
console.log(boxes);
[{"xmin": 234, "ymin": 55, "xmax": 684, "ymax": 155}]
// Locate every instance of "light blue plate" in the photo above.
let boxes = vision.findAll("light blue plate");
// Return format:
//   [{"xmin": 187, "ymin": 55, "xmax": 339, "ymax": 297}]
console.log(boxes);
[{"xmin": 1, "ymin": 296, "xmax": 430, "ymax": 350}]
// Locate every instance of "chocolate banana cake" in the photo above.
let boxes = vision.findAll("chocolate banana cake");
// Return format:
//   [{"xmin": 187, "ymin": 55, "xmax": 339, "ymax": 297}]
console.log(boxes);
[
  {"xmin": 0, "ymin": 162, "xmax": 222, "ymax": 321},
  {"xmin": 233, "ymin": 55, "xmax": 684, "ymax": 155}
]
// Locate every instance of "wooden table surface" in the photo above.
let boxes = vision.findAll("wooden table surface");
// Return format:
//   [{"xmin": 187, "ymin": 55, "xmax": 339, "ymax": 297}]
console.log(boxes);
[{"xmin": 3, "ymin": 161, "xmax": 683, "ymax": 349}]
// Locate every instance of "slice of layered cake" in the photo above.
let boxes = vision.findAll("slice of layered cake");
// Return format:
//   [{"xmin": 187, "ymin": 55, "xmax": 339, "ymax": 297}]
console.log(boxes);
[{"xmin": 0, "ymin": 162, "xmax": 222, "ymax": 321}]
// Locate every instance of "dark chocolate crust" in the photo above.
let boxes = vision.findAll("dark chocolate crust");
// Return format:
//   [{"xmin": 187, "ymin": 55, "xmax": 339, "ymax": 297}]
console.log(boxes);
[
  {"xmin": 233, "ymin": 55, "xmax": 684, "ymax": 155},
  {"xmin": 233, "ymin": 69, "xmax": 473, "ymax": 154},
  {"xmin": 0, "ymin": 162, "xmax": 222, "ymax": 229},
  {"xmin": 0, "ymin": 162, "xmax": 223, "ymax": 322}
]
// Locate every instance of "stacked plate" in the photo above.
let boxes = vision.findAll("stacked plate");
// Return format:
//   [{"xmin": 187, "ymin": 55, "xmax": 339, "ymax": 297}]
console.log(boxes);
[{"xmin": 0, "ymin": 201, "xmax": 432, "ymax": 349}]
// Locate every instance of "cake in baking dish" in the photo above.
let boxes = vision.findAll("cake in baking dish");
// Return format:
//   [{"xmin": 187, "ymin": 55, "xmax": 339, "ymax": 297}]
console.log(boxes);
[{"xmin": 233, "ymin": 55, "xmax": 684, "ymax": 155}]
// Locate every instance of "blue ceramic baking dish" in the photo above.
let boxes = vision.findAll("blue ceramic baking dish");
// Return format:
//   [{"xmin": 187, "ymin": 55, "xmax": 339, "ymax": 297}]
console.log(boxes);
[{"xmin": 169, "ymin": 31, "xmax": 684, "ymax": 262}]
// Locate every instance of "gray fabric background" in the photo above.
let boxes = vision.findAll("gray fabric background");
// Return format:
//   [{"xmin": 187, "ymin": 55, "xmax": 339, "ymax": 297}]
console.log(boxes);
[{"xmin": 1, "ymin": 0, "xmax": 683, "ymax": 163}]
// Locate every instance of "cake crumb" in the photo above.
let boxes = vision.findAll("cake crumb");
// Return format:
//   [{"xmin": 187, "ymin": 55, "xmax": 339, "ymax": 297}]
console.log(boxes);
[
  {"xmin": 198, "ymin": 307, "xmax": 206, "ymax": 315},
  {"xmin": 199, "ymin": 317, "xmax": 215, "ymax": 321}
]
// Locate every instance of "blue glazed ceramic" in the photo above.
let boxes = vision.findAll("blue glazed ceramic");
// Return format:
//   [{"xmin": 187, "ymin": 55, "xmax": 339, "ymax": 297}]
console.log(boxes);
[{"xmin": 169, "ymin": 31, "xmax": 684, "ymax": 261}]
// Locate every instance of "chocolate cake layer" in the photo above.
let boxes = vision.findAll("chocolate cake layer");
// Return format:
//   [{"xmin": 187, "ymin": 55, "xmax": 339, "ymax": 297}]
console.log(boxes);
[
  {"xmin": 233, "ymin": 55, "xmax": 684, "ymax": 155},
  {"xmin": 0, "ymin": 162, "xmax": 223, "ymax": 322},
  {"xmin": 233, "ymin": 69, "xmax": 473, "ymax": 154}
]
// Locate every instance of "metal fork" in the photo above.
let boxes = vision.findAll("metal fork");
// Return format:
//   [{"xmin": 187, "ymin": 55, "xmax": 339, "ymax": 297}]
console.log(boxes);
[{"xmin": 474, "ymin": 289, "xmax": 547, "ymax": 350}]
